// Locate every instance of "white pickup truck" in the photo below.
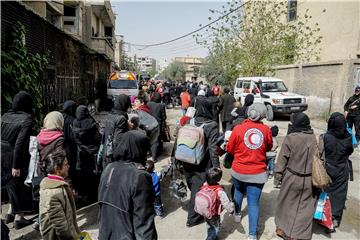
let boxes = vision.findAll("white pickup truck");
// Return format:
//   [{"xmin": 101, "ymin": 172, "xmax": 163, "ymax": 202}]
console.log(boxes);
[{"xmin": 233, "ymin": 77, "xmax": 308, "ymax": 120}]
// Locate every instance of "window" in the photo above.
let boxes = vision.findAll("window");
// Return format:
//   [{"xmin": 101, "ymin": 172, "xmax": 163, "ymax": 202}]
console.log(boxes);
[
  {"xmin": 108, "ymin": 80, "xmax": 137, "ymax": 89},
  {"xmin": 64, "ymin": 21, "xmax": 74, "ymax": 26},
  {"xmin": 236, "ymin": 80, "xmax": 243, "ymax": 88},
  {"xmin": 288, "ymin": 0, "xmax": 297, "ymax": 22},
  {"xmin": 64, "ymin": 6, "xmax": 76, "ymax": 16},
  {"xmin": 104, "ymin": 27, "xmax": 113, "ymax": 37},
  {"xmin": 260, "ymin": 82, "xmax": 288, "ymax": 92}
]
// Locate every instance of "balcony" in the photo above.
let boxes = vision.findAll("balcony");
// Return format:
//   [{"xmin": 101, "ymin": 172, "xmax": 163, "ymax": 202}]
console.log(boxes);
[
  {"xmin": 90, "ymin": 0, "xmax": 115, "ymax": 27},
  {"xmin": 91, "ymin": 37, "xmax": 114, "ymax": 61}
]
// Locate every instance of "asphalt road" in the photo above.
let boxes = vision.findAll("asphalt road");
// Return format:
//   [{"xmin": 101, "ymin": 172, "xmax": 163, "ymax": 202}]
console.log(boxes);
[{"xmin": 3, "ymin": 108, "xmax": 360, "ymax": 240}]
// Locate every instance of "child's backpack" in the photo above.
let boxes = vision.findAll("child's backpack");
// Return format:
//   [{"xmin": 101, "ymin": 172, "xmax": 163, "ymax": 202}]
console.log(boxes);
[
  {"xmin": 175, "ymin": 123, "xmax": 205, "ymax": 165},
  {"xmin": 194, "ymin": 184, "xmax": 222, "ymax": 219}
]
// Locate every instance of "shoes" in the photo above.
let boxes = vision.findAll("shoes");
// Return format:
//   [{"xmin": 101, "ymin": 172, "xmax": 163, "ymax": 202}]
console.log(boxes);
[
  {"xmin": 4, "ymin": 214, "xmax": 14, "ymax": 224},
  {"xmin": 13, "ymin": 218, "xmax": 33, "ymax": 230},
  {"xmin": 154, "ymin": 205, "xmax": 165, "ymax": 218},
  {"xmin": 186, "ymin": 218, "xmax": 204, "ymax": 228},
  {"xmin": 333, "ymin": 219, "xmax": 340, "ymax": 228},
  {"xmin": 248, "ymin": 235, "xmax": 257, "ymax": 240},
  {"xmin": 325, "ymin": 228, "xmax": 336, "ymax": 234},
  {"xmin": 33, "ymin": 222, "xmax": 40, "ymax": 231},
  {"xmin": 234, "ymin": 213, "xmax": 242, "ymax": 223}
]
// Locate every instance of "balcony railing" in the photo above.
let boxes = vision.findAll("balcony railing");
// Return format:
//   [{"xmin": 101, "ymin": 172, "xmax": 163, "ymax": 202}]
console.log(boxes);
[{"xmin": 91, "ymin": 37, "xmax": 115, "ymax": 61}]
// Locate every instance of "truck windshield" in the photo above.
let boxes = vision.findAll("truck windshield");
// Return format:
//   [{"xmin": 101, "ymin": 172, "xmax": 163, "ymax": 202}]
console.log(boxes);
[
  {"xmin": 108, "ymin": 80, "xmax": 137, "ymax": 89},
  {"xmin": 260, "ymin": 81, "xmax": 287, "ymax": 92}
]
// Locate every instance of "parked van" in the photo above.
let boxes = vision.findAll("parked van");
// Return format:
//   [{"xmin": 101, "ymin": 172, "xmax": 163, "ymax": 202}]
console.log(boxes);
[
  {"xmin": 107, "ymin": 70, "xmax": 139, "ymax": 98},
  {"xmin": 234, "ymin": 77, "xmax": 307, "ymax": 120}
]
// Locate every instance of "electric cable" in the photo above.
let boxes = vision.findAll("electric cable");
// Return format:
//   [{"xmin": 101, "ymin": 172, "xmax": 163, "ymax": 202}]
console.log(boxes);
[{"xmin": 124, "ymin": 0, "xmax": 250, "ymax": 47}]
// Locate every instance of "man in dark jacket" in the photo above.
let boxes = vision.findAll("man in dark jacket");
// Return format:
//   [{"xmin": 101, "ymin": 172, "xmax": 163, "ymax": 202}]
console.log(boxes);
[
  {"xmin": 184, "ymin": 91, "xmax": 220, "ymax": 227},
  {"xmin": 98, "ymin": 131, "xmax": 157, "ymax": 240},
  {"xmin": 344, "ymin": 85, "xmax": 360, "ymax": 141},
  {"xmin": 73, "ymin": 105, "xmax": 101, "ymax": 204},
  {"xmin": 219, "ymin": 87, "xmax": 236, "ymax": 131},
  {"xmin": 147, "ymin": 92, "xmax": 166, "ymax": 160},
  {"xmin": 1, "ymin": 91, "xmax": 34, "ymax": 229},
  {"xmin": 62, "ymin": 100, "xmax": 78, "ymax": 188}
]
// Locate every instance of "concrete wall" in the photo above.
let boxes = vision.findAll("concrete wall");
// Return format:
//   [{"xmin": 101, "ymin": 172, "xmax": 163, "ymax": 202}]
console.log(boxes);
[
  {"xmin": 274, "ymin": 60, "xmax": 360, "ymax": 118},
  {"xmin": 297, "ymin": 0, "xmax": 360, "ymax": 62}
]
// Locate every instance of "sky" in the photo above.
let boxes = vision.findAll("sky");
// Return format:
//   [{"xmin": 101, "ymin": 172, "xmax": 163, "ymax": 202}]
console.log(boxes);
[{"xmin": 111, "ymin": 1, "xmax": 226, "ymax": 65}]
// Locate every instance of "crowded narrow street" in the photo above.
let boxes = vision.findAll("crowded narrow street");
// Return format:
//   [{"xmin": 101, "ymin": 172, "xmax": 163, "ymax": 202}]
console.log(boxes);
[
  {"xmin": 3, "ymin": 108, "xmax": 360, "ymax": 240},
  {"xmin": 2, "ymin": 1, "xmax": 360, "ymax": 240}
]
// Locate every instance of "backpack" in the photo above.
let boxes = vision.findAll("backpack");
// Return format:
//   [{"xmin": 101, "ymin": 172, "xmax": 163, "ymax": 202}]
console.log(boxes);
[
  {"xmin": 175, "ymin": 122, "xmax": 205, "ymax": 165},
  {"xmin": 194, "ymin": 184, "xmax": 222, "ymax": 219},
  {"xmin": 97, "ymin": 114, "xmax": 127, "ymax": 170},
  {"xmin": 137, "ymin": 110, "xmax": 159, "ymax": 132}
]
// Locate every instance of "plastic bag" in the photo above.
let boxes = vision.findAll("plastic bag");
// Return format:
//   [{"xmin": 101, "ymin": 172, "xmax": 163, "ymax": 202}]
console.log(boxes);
[
  {"xmin": 314, "ymin": 191, "xmax": 327, "ymax": 220},
  {"xmin": 79, "ymin": 232, "xmax": 92, "ymax": 240},
  {"xmin": 315, "ymin": 197, "xmax": 334, "ymax": 229}
]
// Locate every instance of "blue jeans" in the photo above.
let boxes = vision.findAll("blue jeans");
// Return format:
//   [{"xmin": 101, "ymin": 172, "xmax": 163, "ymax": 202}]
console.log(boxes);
[
  {"xmin": 232, "ymin": 177, "xmax": 264, "ymax": 236},
  {"xmin": 206, "ymin": 215, "xmax": 220, "ymax": 240},
  {"xmin": 267, "ymin": 156, "xmax": 275, "ymax": 174}
]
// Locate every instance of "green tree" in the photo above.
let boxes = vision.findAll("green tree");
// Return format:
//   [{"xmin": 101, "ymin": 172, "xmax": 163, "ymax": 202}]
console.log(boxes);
[
  {"xmin": 1, "ymin": 22, "xmax": 48, "ymax": 128},
  {"xmin": 121, "ymin": 54, "xmax": 138, "ymax": 71},
  {"xmin": 148, "ymin": 68, "xmax": 158, "ymax": 78},
  {"xmin": 196, "ymin": 0, "xmax": 322, "ymax": 85},
  {"xmin": 161, "ymin": 62, "xmax": 186, "ymax": 82}
]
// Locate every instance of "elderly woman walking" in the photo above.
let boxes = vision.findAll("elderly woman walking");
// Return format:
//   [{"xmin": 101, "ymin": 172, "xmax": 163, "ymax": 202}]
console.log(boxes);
[
  {"xmin": 274, "ymin": 112, "xmax": 318, "ymax": 240},
  {"xmin": 322, "ymin": 112, "xmax": 353, "ymax": 230}
]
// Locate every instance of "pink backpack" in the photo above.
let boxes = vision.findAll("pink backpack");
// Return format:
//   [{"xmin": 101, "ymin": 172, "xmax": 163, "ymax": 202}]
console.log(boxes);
[{"xmin": 194, "ymin": 184, "xmax": 222, "ymax": 219}]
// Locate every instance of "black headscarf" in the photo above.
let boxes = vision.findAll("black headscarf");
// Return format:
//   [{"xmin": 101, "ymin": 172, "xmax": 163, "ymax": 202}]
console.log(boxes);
[
  {"xmin": 63, "ymin": 100, "xmax": 77, "ymax": 117},
  {"xmin": 151, "ymin": 92, "xmax": 162, "ymax": 103},
  {"xmin": 327, "ymin": 112, "xmax": 350, "ymax": 139},
  {"xmin": 114, "ymin": 94, "xmax": 131, "ymax": 112},
  {"xmin": 244, "ymin": 94, "xmax": 255, "ymax": 106},
  {"xmin": 287, "ymin": 112, "xmax": 312, "ymax": 134},
  {"xmin": 194, "ymin": 96, "xmax": 213, "ymax": 122},
  {"xmin": 74, "ymin": 105, "xmax": 97, "ymax": 130},
  {"xmin": 113, "ymin": 130, "xmax": 150, "ymax": 165},
  {"xmin": 12, "ymin": 91, "xmax": 33, "ymax": 114}
]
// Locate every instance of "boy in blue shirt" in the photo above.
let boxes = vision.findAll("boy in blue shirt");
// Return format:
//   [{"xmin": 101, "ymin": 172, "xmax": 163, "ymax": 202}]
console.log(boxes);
[{"xmin": 146, "ymin": 160, "xmax": 165, "ymax": 217}]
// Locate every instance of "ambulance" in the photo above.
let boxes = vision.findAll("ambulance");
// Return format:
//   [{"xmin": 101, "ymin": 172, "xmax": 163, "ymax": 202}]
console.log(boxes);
[{"xmin": 107, "ymin": 70, "xmax": 139, "ymax": 98}]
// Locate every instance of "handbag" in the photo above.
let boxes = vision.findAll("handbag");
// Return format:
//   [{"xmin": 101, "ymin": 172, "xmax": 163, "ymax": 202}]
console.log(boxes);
[
  {"xmin": 312, "ymin": 135, "xmax": 332, "ymax": 189},
  {"xmin": 161, "ymin": 122, "xmax": 171, "ymax": 142}
]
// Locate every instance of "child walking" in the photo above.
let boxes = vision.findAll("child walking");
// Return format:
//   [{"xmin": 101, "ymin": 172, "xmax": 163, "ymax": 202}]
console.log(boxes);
[
  {"xmin": 39, "ymin": 150, "xmax": 80, "ymax": 239},
  {"xmin": 195, "ymin": 168, "xmax": 234, "ymax": 240},
  {"xmin": 145, "ymin": 160, "xmax": 165, "ymax": 217},
  {"xmin": 266, "ymin": 125, "xmax": 279, "ymax": 179}
]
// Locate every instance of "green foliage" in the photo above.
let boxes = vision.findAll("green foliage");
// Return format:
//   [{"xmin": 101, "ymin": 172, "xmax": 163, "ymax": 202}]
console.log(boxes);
[
  {"xmin": 121, "ymin": 54, "xmax": 138, "ymax": 71},
  {"xmin": 147, "ymin": 68, "xmax": 158, "ymax": 78},
  {"xmin": 196, "ymin": 0, "xmax": 322, "ymax": 85},
  {"xmin": 1, "ymin": 22, "xmax": 48, "ymax": 128},
  {"xmin": 160, "ymin": 62, "xmax": 186, "ymax": 82}
]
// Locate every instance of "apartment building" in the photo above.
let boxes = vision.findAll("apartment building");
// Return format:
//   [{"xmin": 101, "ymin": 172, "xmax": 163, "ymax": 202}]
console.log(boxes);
[
  {"xmin": 114, "ymin": 35, "xmax": 124, "ymax": 69},
  {"xmin": 136, "ymin": 56, "xmax": 156, "ymax": 73},
  {"xmin": 175, "ymin": 56, "xmax": 205, "ymax": 82},
  {"xmin": 20, "ymin": 0, "xmax": 116, "ymax": 62}
]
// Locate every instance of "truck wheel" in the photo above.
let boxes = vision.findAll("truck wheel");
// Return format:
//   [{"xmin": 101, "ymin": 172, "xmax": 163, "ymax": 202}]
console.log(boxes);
[{"xmin": 266, "ymin": 104, "xmax": 274, "ymax": 121}]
